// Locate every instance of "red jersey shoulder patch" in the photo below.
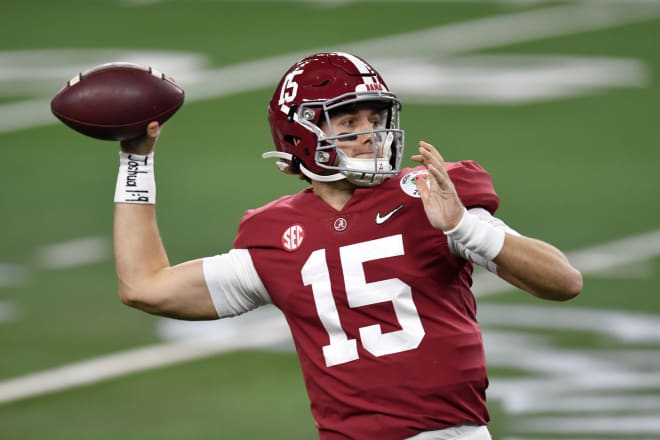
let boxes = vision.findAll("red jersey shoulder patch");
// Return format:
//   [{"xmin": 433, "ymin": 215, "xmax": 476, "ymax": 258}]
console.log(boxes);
[{"xmin": 281, "ymin": 224, "xmax": 304, "ymax": 251}]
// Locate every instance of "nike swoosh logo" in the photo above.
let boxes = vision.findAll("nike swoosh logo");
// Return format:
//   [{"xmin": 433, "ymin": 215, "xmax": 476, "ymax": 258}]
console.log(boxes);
[{"xmin": 375, "ymin": 204, "xmax": 404, "ymax": 225}]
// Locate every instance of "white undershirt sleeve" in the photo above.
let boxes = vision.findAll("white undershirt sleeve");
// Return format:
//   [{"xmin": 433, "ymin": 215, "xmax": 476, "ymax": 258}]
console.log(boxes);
[
  {"xmin": 202, "ymin": 249, "xmax": 272, "ymax": 318},
  {"xmin": 447, "ymin": 207, "xmax": 521, "ymax": 274}
]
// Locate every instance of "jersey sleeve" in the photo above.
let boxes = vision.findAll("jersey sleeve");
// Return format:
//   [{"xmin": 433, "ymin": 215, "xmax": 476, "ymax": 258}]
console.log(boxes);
[
  {"xmin": 233, "ymin": 193, "xmax": 296, "ymax": 249},
  {"xmin": 202, "ymin": 249, "xmax": 272, "ymax": 317},
  {"xmin": 447, "ymin": 160, "xmax": 499, "ymax": 214}
]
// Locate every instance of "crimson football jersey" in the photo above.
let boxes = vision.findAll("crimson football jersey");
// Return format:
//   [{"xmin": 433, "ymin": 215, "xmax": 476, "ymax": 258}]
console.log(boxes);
[{"xmin": 233, "ymin": 161, "xmax": 499, "ymax": 439}]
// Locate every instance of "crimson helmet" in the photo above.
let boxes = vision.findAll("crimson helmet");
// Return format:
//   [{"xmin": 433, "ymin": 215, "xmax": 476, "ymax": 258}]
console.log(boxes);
[{"xmin": 265, "ymin": 52, "xmax": 404, "ymax": 186}]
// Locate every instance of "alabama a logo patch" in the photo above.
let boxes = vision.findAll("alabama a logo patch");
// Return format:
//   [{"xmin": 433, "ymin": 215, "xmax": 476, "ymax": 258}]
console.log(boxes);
[
  {"xmin": 282, "ymin": 224, "xmax": 304, "ymax": 251},
  {"xmin": 333, "ymin": 217, "xmax": 348, "ymax": 232},
  {"xmin": 400, "ymin": 170, "xmax": 430, "ymax": 198}
]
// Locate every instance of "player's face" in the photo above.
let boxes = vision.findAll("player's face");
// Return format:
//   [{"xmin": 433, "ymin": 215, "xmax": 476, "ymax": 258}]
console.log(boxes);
[{"xmin": 320, "ymin": 106, "xmax": 388, "ymax": 159}]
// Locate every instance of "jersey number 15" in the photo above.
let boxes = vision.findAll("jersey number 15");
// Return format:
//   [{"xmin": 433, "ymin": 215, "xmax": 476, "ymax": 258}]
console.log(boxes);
[{"xmin": 302, "ymin": 234, "xmax": 425, "ymax": 367}]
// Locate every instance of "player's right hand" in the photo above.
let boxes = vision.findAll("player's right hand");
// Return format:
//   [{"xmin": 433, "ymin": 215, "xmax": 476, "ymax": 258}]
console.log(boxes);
[{"xmin": 120, "ymin": 121, "xmax": 160, "ymax": 155}]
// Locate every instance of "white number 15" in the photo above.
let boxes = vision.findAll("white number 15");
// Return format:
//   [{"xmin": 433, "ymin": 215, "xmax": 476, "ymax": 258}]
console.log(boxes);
[{"xmin": 301, "ymin": 234, "xmax": 425, "ymax": 367}]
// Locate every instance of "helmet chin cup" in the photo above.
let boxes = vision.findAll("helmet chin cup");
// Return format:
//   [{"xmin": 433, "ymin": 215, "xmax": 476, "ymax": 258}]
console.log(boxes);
[
  {"xmin": 343, "ymin": 161, "xmax": 393, "ymax": 186},
  {"xmin": 332, "ymin": 131, "xmax": 396, "ymax": 186}
]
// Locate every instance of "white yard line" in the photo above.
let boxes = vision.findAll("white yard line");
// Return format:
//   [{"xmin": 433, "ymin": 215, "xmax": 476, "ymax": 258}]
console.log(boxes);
[
  {"xmin": 0, "ymin": 263, "xmax": 29, "ymax": 288},
  {"xmin": 123, "ymin": 0, "xmax": 660, "ymax": 5},
  {"xmin": 35, "ymin": 236, "xmax": 110, "ymax": 270},
  {"xmin": 0, "ymin": 315, "xmax": 287, "ymax": 405},
  {"xmin": 0, "ymin": 238, "xmax": 111, "ymax": 295},
  {"xmin": 473, "ymin": 228, "xmax": 660, "ymax": 296},
  {"xmin": 0, "ymin": 301, "xmax": 17, "ymax": 323},
  {"xmin": 183, "ymin": 2, "xmax": 660, "ymax": 100},
  {"xmin": 344, "ymin": 3, "xmax": 660, "ymax": 57},
  {"xmin": 519, "ymin": 415, "xmax": 660, "ymax": 435}
]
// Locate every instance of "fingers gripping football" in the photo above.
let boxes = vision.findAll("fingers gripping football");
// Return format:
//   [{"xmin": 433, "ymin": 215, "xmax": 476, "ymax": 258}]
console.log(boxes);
[
  {"xmin": 120, "ymin": 121, "xmax": 160, "ymax": 155},
  {"xmin": 411, "ymin": 141, "xmax": 465, "ymax": 231}
]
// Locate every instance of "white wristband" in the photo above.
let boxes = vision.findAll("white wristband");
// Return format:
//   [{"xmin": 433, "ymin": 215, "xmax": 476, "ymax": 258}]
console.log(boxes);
[
  {"xmin": 444, "ymin": 209, "xmax": 505, "ymax": 261},
  {"xmin": 114, "ymin": 151, "xmax": 156, "ymax": 204}
]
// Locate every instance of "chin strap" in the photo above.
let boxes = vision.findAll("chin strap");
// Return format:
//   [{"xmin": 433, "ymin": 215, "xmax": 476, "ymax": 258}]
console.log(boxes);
[{"xmin": 262, "ymin": 151, "xmax": 346, "ymax": 182}]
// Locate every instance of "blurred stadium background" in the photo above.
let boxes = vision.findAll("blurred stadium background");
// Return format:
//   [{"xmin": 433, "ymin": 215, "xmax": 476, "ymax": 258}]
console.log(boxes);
[{"xmin": 1, "ymin": 1, "xmax": 660, "ymax": 438}]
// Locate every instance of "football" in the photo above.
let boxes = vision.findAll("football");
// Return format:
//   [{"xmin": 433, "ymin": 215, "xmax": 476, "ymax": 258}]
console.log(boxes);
[{"xmin": 50, "ymin": 62, "xmax": 185, "ymax": 141}]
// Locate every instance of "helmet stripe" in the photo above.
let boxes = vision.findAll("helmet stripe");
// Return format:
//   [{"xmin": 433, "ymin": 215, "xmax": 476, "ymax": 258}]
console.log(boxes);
[{"xmin": 340, "ymin": 52, "xmax": 377, "ymax": 86}]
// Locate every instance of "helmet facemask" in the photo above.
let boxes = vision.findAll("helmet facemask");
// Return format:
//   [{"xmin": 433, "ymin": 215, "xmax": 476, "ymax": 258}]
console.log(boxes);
[{"xmin": 298, "ymin": 93, "xmax": 405, "ymax": 187}]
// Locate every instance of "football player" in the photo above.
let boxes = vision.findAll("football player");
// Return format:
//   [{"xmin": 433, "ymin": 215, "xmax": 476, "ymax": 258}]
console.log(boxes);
[{"xmin": 114, "ymin": 52, "xmax": 582, "ymax": 439}]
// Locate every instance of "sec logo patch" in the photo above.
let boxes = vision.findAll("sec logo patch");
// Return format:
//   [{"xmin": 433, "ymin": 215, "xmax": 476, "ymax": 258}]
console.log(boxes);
[
  {"xmin": 282, "ymin": 224, "xmax": 304, "ymax": 251},
  {"xmin": 400, "ymin": 170, "xmax": 430, "ymax": 198}
]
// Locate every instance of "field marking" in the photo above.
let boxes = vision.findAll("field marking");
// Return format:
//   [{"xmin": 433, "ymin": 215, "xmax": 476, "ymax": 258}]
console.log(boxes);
[
  {"xmin": 182, "ymin": 2, "xmax": 660, "ymax": 102},
  {"xmin": 379, "ymin": 55, "xmax": 647, "ymax": 104},
  {"xmin": 0, "ymin": 315, "xmax": 287, "ymax": 405},
  {"xmin": 343, "ymin": 3, "xmax": 660, "ymax": 57},
  {"xmin": 123, "ymin": 0, "xmax": 660, "ymax": 5},
  {"xmin": 2, "ymin": 2, "xmax": 660, "ymax": 134},
  {"xmin": 0, "ymin": 263, "xmax": 29, "ymax": 288},
  {"xmin": 473, "ymin": 227, "xmax": 660, "ymax": 295},
  {"xmin": 480, "ymin": 304, "xmax": 660, "ymax": 343},
  {"xmin": 1, "ymin": 228, "xmax": 659, "ymax": 406},
  {"xmin": 0, "ymin": 301, "xmax": 18, "ymax": 323},
  {"xmin": 519, "ymin": 415, "xmax": 660, "ymax": 435},
  {"xmin": 0, "ymin": 237, "xmax": 112, "ymax": 290},
  {"xmin": 35, "ymin": 236, "xmax": 110, "ymax": 270}
]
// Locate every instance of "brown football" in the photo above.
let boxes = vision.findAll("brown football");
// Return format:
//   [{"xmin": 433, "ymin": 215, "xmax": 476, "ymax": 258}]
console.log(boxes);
[{"xmin": 50, "ymin": 62, "xmax": 185, "ymax": 141}]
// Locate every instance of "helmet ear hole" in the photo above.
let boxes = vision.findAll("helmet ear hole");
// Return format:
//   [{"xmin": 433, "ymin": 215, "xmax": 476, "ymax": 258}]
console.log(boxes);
[
  {"xmin": 290, "ymin": 155, "xmax": 302, "ymax": 172},
  {"xmin": 286, "ymin": 105, "xmax": 298, "ymax": 122}
]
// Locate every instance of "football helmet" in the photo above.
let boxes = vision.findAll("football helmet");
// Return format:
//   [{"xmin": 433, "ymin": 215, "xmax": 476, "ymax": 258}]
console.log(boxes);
[{"xmin": 264, "ymin": 52, "xmax": 404, "ymax": 186}]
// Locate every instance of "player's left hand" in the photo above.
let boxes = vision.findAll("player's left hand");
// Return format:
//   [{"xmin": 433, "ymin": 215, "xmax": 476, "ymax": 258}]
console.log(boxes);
[{"xmin": 411, "ymin": 141, "xmax": 465, "ymax": 232}]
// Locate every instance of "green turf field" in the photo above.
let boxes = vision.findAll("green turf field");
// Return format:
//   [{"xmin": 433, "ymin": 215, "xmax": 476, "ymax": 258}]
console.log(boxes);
[{"xmin": 1, "ymin": 1, "xmax": 660, "ymax": 438}]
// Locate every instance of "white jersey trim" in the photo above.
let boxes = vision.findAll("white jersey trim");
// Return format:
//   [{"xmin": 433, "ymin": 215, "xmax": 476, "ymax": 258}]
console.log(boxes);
[
  {"xmin": 447, "ymin": 207, "xmax": 521, "ymax": 274},
  {"xmin": 202, "ymin": 249, "xmax": 271, "ymax": 317}
]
